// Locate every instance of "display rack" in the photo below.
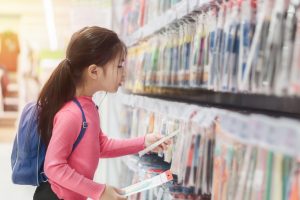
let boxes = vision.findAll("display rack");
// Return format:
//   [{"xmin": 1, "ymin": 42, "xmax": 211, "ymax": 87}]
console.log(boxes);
[
  {"xmin": 124, "ymin": 0, "xmax": 214, "ymax": 46},
  {"xmin": 119, "ymin": 0, "xmax": 300, "ymax": 199},
  {"xmin": 125, "ymin": 87, "xmax": 300, "ymax": 119},
  {"xmin": 122, "ymin": 0, "xmax": 300, "ymax": 119}
]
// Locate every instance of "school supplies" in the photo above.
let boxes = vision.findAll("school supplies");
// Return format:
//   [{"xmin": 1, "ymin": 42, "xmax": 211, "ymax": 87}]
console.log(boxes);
[
  {"xmin": 139, "ymin": 129, "xmax": 179, "ymax": 157},
  {"xmin": 121, "ymin": 170, "xmax": 173, "ymax": 197}
]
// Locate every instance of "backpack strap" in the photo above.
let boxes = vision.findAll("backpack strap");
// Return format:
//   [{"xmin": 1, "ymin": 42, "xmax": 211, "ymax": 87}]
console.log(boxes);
[
  {"xmin": 72, "ymin": 98, "xmax": 88, "ymax": 152},
  {"xmin": 40, "ymin": 98, "xmax": 88, "ymax": 184}
]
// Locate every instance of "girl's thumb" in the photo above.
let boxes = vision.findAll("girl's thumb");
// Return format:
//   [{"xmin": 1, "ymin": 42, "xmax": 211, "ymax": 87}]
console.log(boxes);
[{"xmin": 113, "ymin": 187, "xmax": 125, "ymax": 195}]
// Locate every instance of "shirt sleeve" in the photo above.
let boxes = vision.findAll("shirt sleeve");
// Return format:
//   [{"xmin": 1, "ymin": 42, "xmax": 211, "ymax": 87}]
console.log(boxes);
[
  {"xmin": 99, "ymin": 128, "xmax": 146, "ymax": 158},
  {"xmin": 44, "ymin": 110, "xmax": 105, "ymax": 200}
]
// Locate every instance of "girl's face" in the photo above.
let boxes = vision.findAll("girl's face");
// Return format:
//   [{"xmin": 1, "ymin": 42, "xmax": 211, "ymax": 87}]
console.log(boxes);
[
  {"xmin": 100, "ymin": 54, "xmax": 125, "ymax": 93},
  {"xmin": 85, "ymin": 52, "xmax": 125, "ymax": 94}
]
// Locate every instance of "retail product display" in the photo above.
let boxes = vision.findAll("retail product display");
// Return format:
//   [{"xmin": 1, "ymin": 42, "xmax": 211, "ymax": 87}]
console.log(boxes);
[
  {"xmin": 120, "ymin": 0, "xmax": 183, "ymax": 36},
  {"xmin": 117, "ymin": 94, "xmax": 300, "ymax": 200},
  {"xmin": 123, "ymin": 0, "xmax": 300, "ymax": 97},
  {"xmin": 116, "ymin": 0, "xmax": 300, "ymax": 199},
  {"xmin": 122, "ymin": 170, "xmax": 173, "ymax": 197}
]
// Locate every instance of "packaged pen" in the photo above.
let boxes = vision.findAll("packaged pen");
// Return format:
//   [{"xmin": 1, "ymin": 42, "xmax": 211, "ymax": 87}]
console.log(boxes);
[
  {"xmin": 241, "ymin": 0, "xmax": 273, "ymax": 92},
  {"xmin": 275, "ymin": 1, "xmax": 297, "ymax": 96},
  {"xmin": 213, "ymin": 4, "xmax": 227, "ymax": 91},
  {"xmin": 157, "ymin": 34, "xmax": 167, "ymax": 87},
  {"xmin": 171, "ymin": 29, "xmax": 180, "ymax": 87},
  {"xmin": 290, "ymin": 2, "xmax": 300, "ymax": 96},
  {"xmin": 261, "ymin": 0, "xmax": 287, "ymax": 94},
  {"xmin": 163, "ymin": 31, "xmax": 172, "ymax": 87},
  {"xmin": 238, "ymin": 0, "xmax": 256, "ymax": 92},
  {"xmin": 181, "ymin": 20, "xmax": 192, "ymax": 87},
  {"xmin": 227, "ymin": 1, "xmax": 241, "ymax": 92},
  {"xmin": 175, "ymin": 24, "xmax": 184, "ymax": 87},
  {"xmin": 190, "ymin": 14, "xmax": 203, "ymax": 88},
  {"xmin": 201, "ymin": 13, "xmax": 211, "ymax": 88},
  {"xmin": 221, "ymin": 1, "xmax": 234, "ymax": 91},
  {"xmin": 252, "ymin": 0, "xmax": 274, "ymax": 93},
  {"xmin": 207, "ymin": 7, "xmax": 218, "ymax": 90}
]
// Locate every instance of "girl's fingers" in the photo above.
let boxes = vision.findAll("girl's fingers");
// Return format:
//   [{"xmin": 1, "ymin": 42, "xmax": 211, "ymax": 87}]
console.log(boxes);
[
  {"xmin": 116, "ymin": 195, "xmax": 127, "ymax": 200},
  {"xmin": 153, "ymin": 146, "xmax": 163, "ymax": 152},
  {"xmin": 163, "ymin": 140, "xmax": 171, "ymax": 146},
  {"xmin": 114, "ymin": 188, "xmax": 125, "ymax": 195},
  {"xmin": 160, "ymin": 143, "xmax": 167, "ymax": 150}
]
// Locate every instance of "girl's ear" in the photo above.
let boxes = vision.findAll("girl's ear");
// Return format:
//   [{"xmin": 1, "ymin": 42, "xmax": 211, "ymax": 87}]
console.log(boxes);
[{"xmin": 87, "ymin": 64, "xmax": 103, "ymax": 79}]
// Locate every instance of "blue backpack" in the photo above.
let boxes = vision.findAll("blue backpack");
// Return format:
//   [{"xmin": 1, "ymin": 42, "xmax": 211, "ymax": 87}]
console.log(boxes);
[{"xmin": 11, "ymin": 98, "xmax": 88, "ymax": 186}]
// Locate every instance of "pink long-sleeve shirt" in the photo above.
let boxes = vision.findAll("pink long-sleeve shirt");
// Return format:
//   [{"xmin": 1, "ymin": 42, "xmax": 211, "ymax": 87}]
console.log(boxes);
[{"xmin": 44, "ymin": 96, "xmax": 145, "ymax": 200}]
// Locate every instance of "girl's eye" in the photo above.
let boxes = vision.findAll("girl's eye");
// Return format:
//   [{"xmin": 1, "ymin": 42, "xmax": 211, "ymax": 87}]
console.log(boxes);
[{"xmin": 118, "ymin": 65, "xmax": 123, "ymax": 69}]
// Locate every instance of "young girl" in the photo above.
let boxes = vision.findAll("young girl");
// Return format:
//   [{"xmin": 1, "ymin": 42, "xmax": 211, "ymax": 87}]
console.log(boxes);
[{"xmin": 34, "ymin": 26, "xmax": 169, "ymax": 200}]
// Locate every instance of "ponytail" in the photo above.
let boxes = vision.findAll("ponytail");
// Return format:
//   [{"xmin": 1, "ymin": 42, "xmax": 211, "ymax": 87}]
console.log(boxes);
[
  {"xmin": 37, "ymin": 26, "xmax": 127, "ymax": 146},
  {"xmin": 37, "ymin": 59, "xmax": 76, "ymax": 146}
]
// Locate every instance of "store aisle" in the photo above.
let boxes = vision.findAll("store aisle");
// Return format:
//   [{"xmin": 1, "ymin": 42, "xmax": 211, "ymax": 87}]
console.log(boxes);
[{"xmin": 0, "ymin": 143, "xmax": 35, "ymax": 199}]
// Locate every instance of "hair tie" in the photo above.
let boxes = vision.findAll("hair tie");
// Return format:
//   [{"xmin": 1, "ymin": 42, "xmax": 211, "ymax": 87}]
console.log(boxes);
[{"xmin": 66, "ymin": 58, "xmax": 72, "ymax": 65}]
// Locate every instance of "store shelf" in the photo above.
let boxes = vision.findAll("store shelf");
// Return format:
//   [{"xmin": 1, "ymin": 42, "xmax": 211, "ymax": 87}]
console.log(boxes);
[
  {"xmin": 125, "ymin": 87, "xmax": 300, "ymax": 119},
  {"xmin": 124, "ymin": 0, "xmax": 213, "ymax": 46}
]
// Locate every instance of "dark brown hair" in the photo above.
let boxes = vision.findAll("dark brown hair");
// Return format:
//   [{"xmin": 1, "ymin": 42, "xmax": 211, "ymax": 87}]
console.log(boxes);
[{"xmin": 37, "ymin": 26, "xmax": 126, "ymax": 146}]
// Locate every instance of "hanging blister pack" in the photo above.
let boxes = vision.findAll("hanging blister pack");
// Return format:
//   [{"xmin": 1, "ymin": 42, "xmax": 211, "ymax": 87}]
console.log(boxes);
[
  {"xmin": 212, "ymin": 4, "xmax": 226, "ymax": 91},
  {"xmin": 241, "ymin": 0, "xmax": 272, "ymax": 92},
  {"xmin": 220, "ymin": 1, "xmax": 233, "ymax": 91},
  {"xmin": 228, "ymin": 2, "xmax": 241, "ymax": 92},
  {"xmin": 179, "ymin": 20, "xmax": 194, "ymax": 87},
  {"xmin": 207, "ymin": 7, "xmax": 218, "ymax": 90},
  {"xmin": 201, "ymin": 13, "xmax": 211, "ymax": 88},
  {"xmin": 261, "ymin": 0, "xmax": 287, "ymax": 94},
  {"xmin": 171, "ymin": 28, "xmax": 180, "ymax": 87},
  {"xmin": 290, "ymin": 1, "xmax": 300, "ymax": 96},
  {"xmin": 275, "ymin": 1, "xmax": 298, "ymax": 96},
  {"xmin": 238, "ymin": 0, "xmax": 256, "ymax": 91},
  {"xmin": 157, "ymin": 33, "xmax": 167, "ymax": 87},
  {"xmin": 189, "ymin": 14, "xmax": 201, "ymax": 88}
]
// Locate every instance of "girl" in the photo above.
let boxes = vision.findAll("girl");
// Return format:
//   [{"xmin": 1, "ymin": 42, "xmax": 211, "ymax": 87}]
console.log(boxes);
[{"xmin": 34, "ymin": 26, "xmax": 169, "ymax": 200}]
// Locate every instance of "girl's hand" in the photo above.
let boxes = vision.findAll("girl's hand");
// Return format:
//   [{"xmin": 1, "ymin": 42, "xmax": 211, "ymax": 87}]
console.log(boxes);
[
  {"xmin": 145, "ymin": 133, "xmax": 171, "ymax": 153},
  {"xmin": 100, "ymin": 185, "xmax": 126, "ymax": 200}
]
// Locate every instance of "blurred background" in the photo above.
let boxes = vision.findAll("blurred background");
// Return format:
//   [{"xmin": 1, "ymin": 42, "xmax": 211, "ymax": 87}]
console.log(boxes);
[
  {"xmin": 0, "ymin": 0, "xmax": 121, "ymax": 199},
  {"xmin": 2, "ymin": 0, "xmax": 300, "ymax": 200}
]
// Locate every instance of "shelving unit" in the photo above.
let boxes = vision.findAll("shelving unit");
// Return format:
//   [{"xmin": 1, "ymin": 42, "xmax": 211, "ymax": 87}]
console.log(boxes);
[
  {"xmin": 124, "ymin": 0, "xmax": 214, "ymax": 46},
  {"xmin": 118, "ymin": 0, "xmax": 300, "ymax": 199},
  {"xmin": 122, "ymin": 0, "xmax": 300, "ymax": 119},
  {"xmin": 125, "ymin": 87, "xmax": 300, "ymax": 119}
]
